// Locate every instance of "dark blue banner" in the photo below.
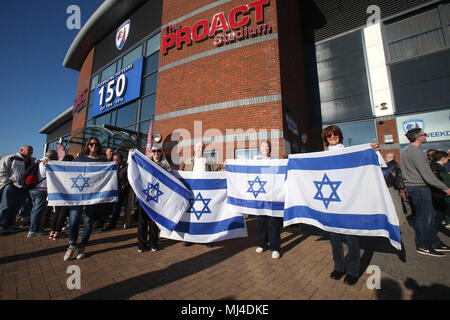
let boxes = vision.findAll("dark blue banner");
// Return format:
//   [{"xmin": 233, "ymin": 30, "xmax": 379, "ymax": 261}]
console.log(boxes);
[{"xmin": 92, "ymin": 56, "xmax": 143, "ymax": 117}]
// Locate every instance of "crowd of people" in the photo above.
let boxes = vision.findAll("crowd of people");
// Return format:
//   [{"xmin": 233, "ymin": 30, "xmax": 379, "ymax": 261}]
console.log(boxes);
[{"xmin": 0, "ymin": 125, "xmax": 449, "ymax": 287}]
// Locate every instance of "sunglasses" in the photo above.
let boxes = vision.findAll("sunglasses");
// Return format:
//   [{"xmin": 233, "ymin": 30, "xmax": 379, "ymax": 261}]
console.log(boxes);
[
  {"xmin": 326, "ymin": 131, "xmax": 339, "ymax": 138},
  {"xmin": 89, "ymin": 142, "xmax": 100, "ymax": 147},
  {"xmin": 151, "ymin": 150, "xmax": 162, "ymax": 153}
]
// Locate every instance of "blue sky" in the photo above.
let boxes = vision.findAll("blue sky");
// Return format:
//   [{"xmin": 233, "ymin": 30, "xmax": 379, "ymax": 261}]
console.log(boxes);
[{"xmin": 0, "ymin": 0, "xmax": 104, "ymax": 159}]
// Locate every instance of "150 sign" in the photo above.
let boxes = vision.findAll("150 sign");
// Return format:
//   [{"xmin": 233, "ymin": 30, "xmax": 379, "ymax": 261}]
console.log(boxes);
[{"xmin": 92, "ymin": 57, "xmax": 143, "ymax": 118}]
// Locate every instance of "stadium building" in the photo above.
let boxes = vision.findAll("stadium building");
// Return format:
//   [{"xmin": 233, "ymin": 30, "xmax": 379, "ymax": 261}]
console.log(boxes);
[{"xmin": 40, "ymin": 0, "xmax": 450, "ymax": 164}]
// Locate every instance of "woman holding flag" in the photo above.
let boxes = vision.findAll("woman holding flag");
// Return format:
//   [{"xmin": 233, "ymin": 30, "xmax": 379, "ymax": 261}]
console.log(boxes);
[
  {"xmin": 322, "ymin": 125, "xmax": 381, "ymax": 285},
  {"xmin": 255, "ymin": 141, "xmax": 282, "ymax": 259},
  {"xmin": 136, "ymin": 145, "xmax": 170, "ymax": 253},
  {"xmin": 64, "ymin": 137, "xmax": 108, "ymax": 261}
]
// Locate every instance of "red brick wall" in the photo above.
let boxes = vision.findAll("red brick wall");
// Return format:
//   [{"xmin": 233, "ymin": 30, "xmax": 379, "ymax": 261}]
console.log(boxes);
[
  {"xmin": 155, "ymin": 0, "xmax": 284, "ymax": 162},
  {"xmin": 70, "ymin": 47, "xmax": 95, "ymax": 156}
]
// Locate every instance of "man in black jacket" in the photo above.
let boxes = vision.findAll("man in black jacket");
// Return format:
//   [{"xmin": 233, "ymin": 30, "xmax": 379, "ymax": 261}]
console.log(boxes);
[
  {"xmin": 102, "ymin": 153, "xmax": 130, "ymax": 231},
  {"xmin": 383, "ymin": 153, "xmax": 408, "ymax": 225}
]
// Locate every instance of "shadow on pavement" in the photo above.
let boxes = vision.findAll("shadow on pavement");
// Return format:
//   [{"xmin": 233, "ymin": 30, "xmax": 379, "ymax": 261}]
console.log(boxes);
[
  {"xmin": 74, "ymin": 237, "xmax": 254, "ymax": 299},
  {"xmin": 375, "ymin": 277, "xmax": 450, "ymax": 300},
  {"xmin": 404, "ymin": 277, "xmax": 450, "ymax": 300},
  {"xmin": 74, "ymin": 219, "xmax": 260, "ymax": 299},
  {"xmin": 0, "ymin": 232, "xmax": 136, "ymax": 264}
]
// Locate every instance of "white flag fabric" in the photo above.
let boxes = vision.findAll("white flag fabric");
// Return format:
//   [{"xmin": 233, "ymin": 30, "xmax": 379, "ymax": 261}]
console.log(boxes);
[
  {"xmin": 46, "ymin": 161, "xmax": 118, "ymax": 206},
  {"xmin": 159, "ymin": 171, "xmax": 248, "ymax": 243},
  {"xmin": 128, "ymin": 149, "xmax": 190, "ymax": 232},
  {"xmin": 284, "ymin": 144, "xmax": 401, "ymax": 250},
  {"xmin": 226, "ymin": 159, "xmax": 288, "ymax": 217}
]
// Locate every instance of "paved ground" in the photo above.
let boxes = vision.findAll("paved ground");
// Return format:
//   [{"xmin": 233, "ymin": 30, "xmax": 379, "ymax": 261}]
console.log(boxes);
[{"xmin": 0, "ymin": 215, "xmax": 449, "ymax": 301}]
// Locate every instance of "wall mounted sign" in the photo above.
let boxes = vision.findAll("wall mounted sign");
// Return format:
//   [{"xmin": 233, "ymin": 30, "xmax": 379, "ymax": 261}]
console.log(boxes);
[
  {"xmin": 396, "ymin": 109, "xmax": 450, "ymax": 144},
  {"xmin": 162, "ymin": 0, "xmax": 271, "ymax": 55},
  {"xmin": 92, "ymin": 57, "xmax": 143, "ymax": 118},
  {"xmin": 116, "ymin": 20, "xmax": 130, "ymax": 50}
]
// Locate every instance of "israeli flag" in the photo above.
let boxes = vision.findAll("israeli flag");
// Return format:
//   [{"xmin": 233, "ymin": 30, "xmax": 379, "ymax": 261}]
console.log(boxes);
[
  {"xmin": 159, "ymin": 171, "xmax": 248, "ymax": 243},
  {"xmin": 226, "ymin": 159, "xmax": 288, "ymax": 217},
  {"xmin": 284, "ymin": 144, "xmax": 401, "ymax": 250},
  {"xmin": 46, "ymin": 161, "xmax": 118, "ymax": 206},
  {"xmin": 128, "ymin": 149, "xmax": 190, "ymax": 232}
]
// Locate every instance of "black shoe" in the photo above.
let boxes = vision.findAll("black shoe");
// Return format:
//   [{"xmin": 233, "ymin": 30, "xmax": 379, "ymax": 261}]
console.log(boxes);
[
  {"xmin": 330, "ymin": 270, "xmax": 345, "ymax": 280},
  {"xmin": 432, "ymin": 243, "xmax": 450, "ymax": 252},
  {"xmin": 184, "ymin": 242, "xmax": 193, "ymax": 247},
  {"xmin": 102, "ymin": 225, "xmax": 116, "ymax": 232},
  {"xmin": 205, "ymin": 243, "xmax": 213, "ymax": 248},
  {"xmin": 343, "ymin": 274, "xmax": 359, "ymax": 286},
  {"xmin": 416, "ymin": 247, "xmax": 445, "ymax": 257}
]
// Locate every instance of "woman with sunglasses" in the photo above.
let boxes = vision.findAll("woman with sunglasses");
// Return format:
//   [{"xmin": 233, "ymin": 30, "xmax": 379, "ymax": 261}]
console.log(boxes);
[
  {"xmin": 137, "ymin": 145, "xmax": 171, "ymax": 252},
  {"xmin": 321, "ymin": 125, "xmax": 381, "ymax": 286},
  {"xmin": 64, "ymin": 137, "xmax": 107, "ymax": 261}
]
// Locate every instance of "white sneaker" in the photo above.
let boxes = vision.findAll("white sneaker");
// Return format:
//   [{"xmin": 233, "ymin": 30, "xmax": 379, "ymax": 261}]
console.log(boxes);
[
  {"xmin": 64, "ymin": 245, "xmax": 76, "ymax": 261},
  {"xmin": 76, "ymin": 248, "xmax": 86, "ymax": 260},
  {"xmin": 255, "ymin": 247, "xmax": 264, "ymax": 253},
  {"xmin": 272, "ymin": 251, "xmax": 280, "ymax": 259}
]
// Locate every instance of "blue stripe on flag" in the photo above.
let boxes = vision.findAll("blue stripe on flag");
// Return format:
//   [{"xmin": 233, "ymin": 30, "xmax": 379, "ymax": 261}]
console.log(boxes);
[
  {"xmin": 138, "ymin": 198, "xmax": 177, "ymax": 231},
  {"xmin": 132, "ymin": 153, "xmax": 190, "ymax": 201},
  {"xmin": 47, "ymin": 164, "xmax": 117, "ymax": 172},
  {"xmin": 173, "ymin": 217, "xmax": 245, "ymax": 235},
  {"xmin": 47, "ymin": 190, "xmax": 118, "ymax": 201},
  {"xmin": 288, "ymin": 149, "xmax": 379, "ymax": 171},
  {"xmin": 181, "ymin": 178, "xmax": 227, "ymax": 190},
  {"xmin": 284, "ymin": 205, "xmax": 401, "ymax": 243},
  {"xmin": 226, "ymin": 165, "xmax": 286, "ymax": 174},
  {"xmin": 227, "ymin": 196, "xmax": 284, "ymax": 210}
]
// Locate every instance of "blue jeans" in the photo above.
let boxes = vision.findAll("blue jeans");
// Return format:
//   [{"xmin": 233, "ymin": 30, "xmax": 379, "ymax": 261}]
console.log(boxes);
[
  {"xmin": 68, "ymin": 205, "xmax": 97, "ymax": 248},
  {"xmin": 29, "ymin": 189, "xmax": 48, "ymax": 232},
  {"xmin": 329, "ymin": 233, "xmax": 360, "ymax": 277},
  {"xmin": 406, "ymin": 185, "xmax": 441, "ymax": 249},
  {"xmin": 0, "ymin": 185, "xmax": 27, "ymax": 228},
  {"xmin": 257, "ymin": 215, "xmax": 282, "ymax": 251}
]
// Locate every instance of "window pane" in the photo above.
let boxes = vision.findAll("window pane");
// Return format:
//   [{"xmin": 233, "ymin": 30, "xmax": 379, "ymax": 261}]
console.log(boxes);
[
  {"xmin": 95, "ymin": 112, "xmax": 111, "ymax": 127},
  {"xmin": 101, "ymin": 62, "xmax": 116, "ymax": 81},
  {"xmin": 140, "ymin": 93, "xmax": 156, "ymax": 121},
  {"xmin": 204, "ymin": 151, "xmax": 218, "ymax": 163},
  {"xmin": 88, "ymin": 91, "xmax": 94, "ymax": 106},
  {"xmin": 141, "ymin": 73, "xmax": 158, "ymax": 96},
  {"xmin": 122, "ymin": 45, "xmax": 143, "ymax": 67},
  {"xmin": 90, "ymin": 74, "xmax": 99, "ymax": 91},
  {"xmin": 235, "ymin": 148, "xmax": 259, "ymax": 160},
  {"xmin": 143, "ymin": 52, "xmax": 159, "ymax": 76},
  {"xmin": 139, "ymin": 120, "xmax": 152, "ymax": 134},
  {"xmin": 86, "ymin": 105, "xmax": 92, "ymax": 120},
  {"xmin": 329, "ymin": 120, "xmax": 377, "ymax": 147},
  {"xmin": 146, "ymin": 33, "xmax": 160, "ymax": 57},
  {"xmin": 115, "ymin": 102, "xmax": 137, "ymax": 127}
]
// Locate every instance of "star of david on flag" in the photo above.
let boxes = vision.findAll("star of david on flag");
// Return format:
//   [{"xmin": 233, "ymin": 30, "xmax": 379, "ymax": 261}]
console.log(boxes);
[
  {"xmin": 188, "ymin": 192, "xmax": 212, "ymax": 220},
  {"xmin": 71, "ymin": 174, "xmax": 90, "ymax": 192},
  {"xmin": 313, "ymin": 173, "xmax": 342, "ymax": 209},
  {"xmin": 284, "ymin": 144, "xmax": 401, "ymax": 250},
  {"xmin": 143, "ymin": 182, "xmax": 164, "ymax": 203},
  {"xmin": 247, "ymin": 176, "xmax": 267, "ymax": 198},
  {"xmin": 226, "ymin": 159, "xmax": 287, "ymax": 217},
  {"xmin": 159, "ymin": 171, "xmax": 247, "ymax": 243},
  {"xmin": 128, "ymin": 150, "xmax": 190, "ymax": 232},
  {"xmin": 46, "ymin": 161, "xmax": 118, "ymax": 206}
]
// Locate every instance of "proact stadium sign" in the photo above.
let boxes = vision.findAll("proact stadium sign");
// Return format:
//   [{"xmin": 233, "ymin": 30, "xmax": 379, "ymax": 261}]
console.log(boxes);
[{"xmin": 162, "ymin": 0, "xmax": 271, "ymax": 55}]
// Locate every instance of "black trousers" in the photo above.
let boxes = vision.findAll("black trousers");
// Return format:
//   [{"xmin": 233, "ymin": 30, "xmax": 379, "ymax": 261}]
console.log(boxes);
[
  {"xmin": 51, "ymin": 206, "xmax": 69, "ymax": 232},
  {"xmin": 137, "ymin": 206, "xmax": 159, "ymax": 250}
]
